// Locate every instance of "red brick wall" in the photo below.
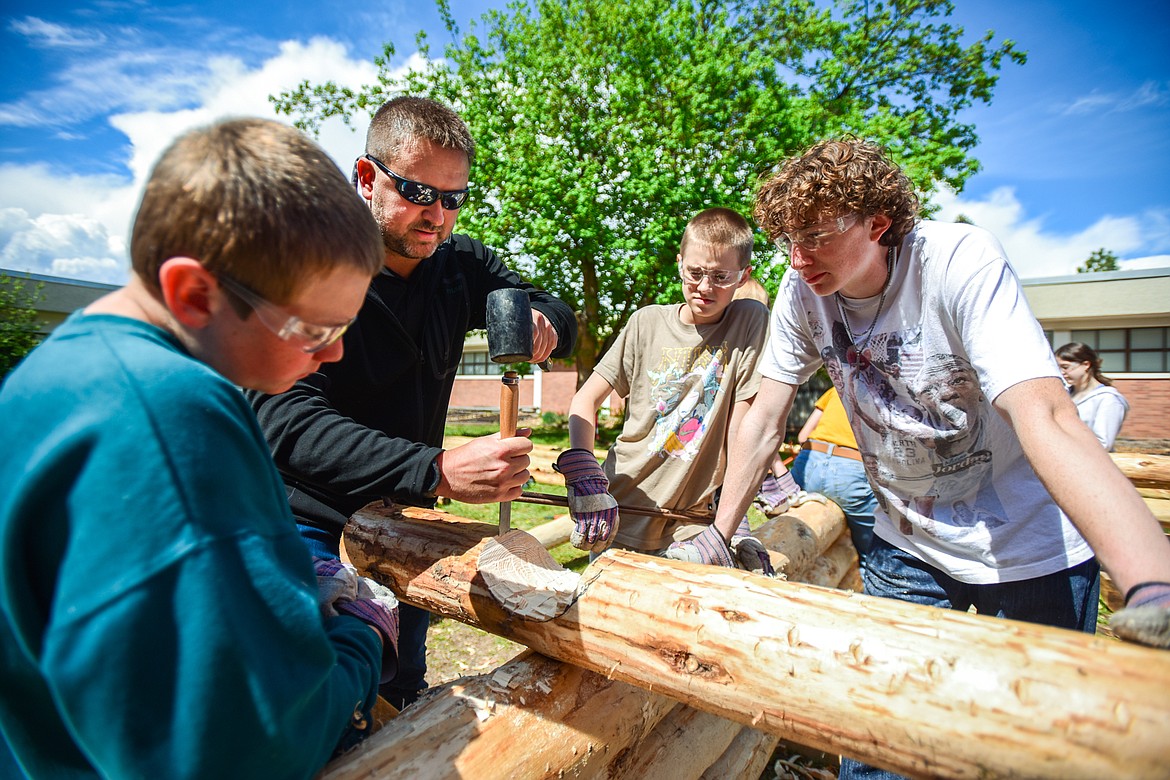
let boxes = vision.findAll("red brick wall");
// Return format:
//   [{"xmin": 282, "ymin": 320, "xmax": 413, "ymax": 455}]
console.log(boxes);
[
  {"xmin": 450, "ymin": 367, "xmax": 622, "ymax": 416},
  {"xmin": 449, "ymin": 376, "xmax": 535, "ymax": 408},
  {"xmin": 1112, "ymin": 378, "xmax": 1170, "ymax": 439}
]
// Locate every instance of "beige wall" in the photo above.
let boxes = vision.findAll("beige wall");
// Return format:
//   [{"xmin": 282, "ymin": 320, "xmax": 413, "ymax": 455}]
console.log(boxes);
[{"xmin": 1023, "ymin": 269, "xmax": 1170, "ymax": 441}]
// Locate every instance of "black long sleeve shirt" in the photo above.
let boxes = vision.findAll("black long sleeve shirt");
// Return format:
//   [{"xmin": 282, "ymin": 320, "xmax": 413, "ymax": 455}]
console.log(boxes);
[{"xmin": 246, "ymin": 234, "xmax": 577, "ymax": 538}]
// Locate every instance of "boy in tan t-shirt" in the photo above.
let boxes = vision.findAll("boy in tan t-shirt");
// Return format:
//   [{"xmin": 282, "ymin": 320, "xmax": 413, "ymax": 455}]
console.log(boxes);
[{"xmin": 556, "ymin": 208, "xmax": 787, "ymax": 571}]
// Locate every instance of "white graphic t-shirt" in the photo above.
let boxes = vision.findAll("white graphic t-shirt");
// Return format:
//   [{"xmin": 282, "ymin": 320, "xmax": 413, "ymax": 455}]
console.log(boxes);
[{"xmin": 761, "ymin": 221, "xmax": 1093, "ymax": 583}]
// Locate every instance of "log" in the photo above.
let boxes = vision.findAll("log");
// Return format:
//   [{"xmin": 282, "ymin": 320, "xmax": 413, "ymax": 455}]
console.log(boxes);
[
  {"xmin": 1110, "ymin": 452, "xmax": 1170, "ymax": 490},
  {"xmin": 699, "ymin": 727, "xmax": 780, "ymax": 780},
  {"xmin": 321, "ymin": 650, "xmax": 677, "ymax": 779},
  {"xmin": 477, "ymin": 531, "xmax": 578, "ymax": 621},
  {"xmin": 794, "ymin": 534, "xmax": 859, "ymax": 590},
  {"xmin": 606, "ymin": 702, "xmax": 742, "ymax": 780},
  {"xmin": 345, "ymin": 503, "xmax": 1170, "ymax": 779},
  {"xmin": 528, "ymin": 515, "xmax": 574, "ymax": 549},
  {"xmin": 753, "ymin": 500, "xmax": 844, "ymax": 577},
  {"xmin": 837, "ymin": 563, "xmax": 863, "ymax": 593}
]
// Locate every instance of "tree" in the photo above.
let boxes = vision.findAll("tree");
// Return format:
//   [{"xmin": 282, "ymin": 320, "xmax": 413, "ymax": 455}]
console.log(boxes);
[
  {"xmin": 0, "ymin": 273, "xmax": 44, "ymax": 377},
  {"xmin": 1077, "ymin": 248, "xmax": 1120, "ymax": 274},
  {"xmin": 275, "ymin": 0, "xmax": 1024, "ymax": 385}
]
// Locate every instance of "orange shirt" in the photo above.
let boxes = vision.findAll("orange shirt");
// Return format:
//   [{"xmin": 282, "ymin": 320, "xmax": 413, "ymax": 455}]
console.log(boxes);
[{"xmin": 807, "ymin": 387, "xmax": 858, "ymax": 449}]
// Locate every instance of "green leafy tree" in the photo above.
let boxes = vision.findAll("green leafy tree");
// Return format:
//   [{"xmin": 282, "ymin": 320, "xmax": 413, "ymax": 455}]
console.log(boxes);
[
  {"xmin": 1, "ymin": 273, "xmax": 44, "ymax": 377},
  {"xmin": 1077, "ymin": 247, "xmax": 1120, "ymax": 274},
  {"xmin": 275, "ymin": 0, "xmax": 1024, "ymax": 384}
]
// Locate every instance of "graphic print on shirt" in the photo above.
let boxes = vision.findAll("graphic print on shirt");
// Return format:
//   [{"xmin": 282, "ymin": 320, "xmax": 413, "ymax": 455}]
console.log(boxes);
[
  {"xmin": 646, "ymin": 342, "xmax": 727, "ymax": 460},
  {"xmin": 819, "ymin": 316, "xmax": 1009, "ymax": 557}
]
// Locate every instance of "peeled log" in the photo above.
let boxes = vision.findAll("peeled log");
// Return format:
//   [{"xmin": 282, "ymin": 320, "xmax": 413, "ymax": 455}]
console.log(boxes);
[
  {"xmin": 699, "ymin": 727, "xmax": 780, "ymax": 780},
  {"xmin": 528, "ymin": 515, "xmax": 574, "ymax": 549},
  {"xmin": 606, "ymin": 702, "xmax": 741, "ymax": 780},
  {"xmin": 1110, "ymin": 452, "xmax": 1170, "ymax": 489},
  {"xmin": 345, "ymin": 503, "xmax": 1170, "ymax": 779},
  {"xmin": 753, "ymin": 500, "xmax": 844, "ymax": 577},
  {"xmin": 794, "ymin": 534, "xmax": 859, "ymax": 589},
  {"xmin": 320, "ymin": 650, "xmax": 677, "ymax": 779}
]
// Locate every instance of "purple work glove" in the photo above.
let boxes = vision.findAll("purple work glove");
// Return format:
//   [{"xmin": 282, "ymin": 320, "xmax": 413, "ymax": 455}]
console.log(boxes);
[
  {"xmin": 663, "ymin": 524, "xmax": 735, "ymax": 568},
  {"xmin": 554, "ymin": 448, "xmax": 620, "ymax": 553},
  {"xmin": 753, "ymin": 470, "xmax": 802, "ymax": 517},
  {"xmin": 313, "ymin": 557, "xmax": 401, "ymax": 680},
  {"xmin": 754, "ymin": 471, "xmax": 828, "ymax": 516},
  {"xmin": 1110, "ymin": 581, "xmax": 1170, "ymax": 649},
  {"xmin": 729, "ymin": 516, "xmax": 775, "ymax": 577}
]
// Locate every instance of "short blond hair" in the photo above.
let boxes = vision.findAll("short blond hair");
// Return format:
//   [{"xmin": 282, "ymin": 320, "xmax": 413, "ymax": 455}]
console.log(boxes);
[
  {"xmin": 678, "ymin": 207, "xmax": 754, "ymax": 268},
  {"xmin": 366, "ymin": 96, "xmax": 476, "ymax": 167},
  {"xmin": 130, "ymin": 118, "xmax": 382, "ymax": 304}
]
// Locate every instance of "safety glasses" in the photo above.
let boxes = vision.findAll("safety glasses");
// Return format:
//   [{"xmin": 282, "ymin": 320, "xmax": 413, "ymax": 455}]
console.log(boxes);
[
  {"xmin": 777, "ymin": 214, "xmax": 860, "ymax": 255},
  {"xmin": 216, "ymin": 274, "xmax": 354, "ymax": 354},
  {"xmin": 678, "ymin": 264, "xmax": 747, "ymax": 288},
  {"xmin": 364, "ymin": 154, "xmax": 470, "ymax": 210}
]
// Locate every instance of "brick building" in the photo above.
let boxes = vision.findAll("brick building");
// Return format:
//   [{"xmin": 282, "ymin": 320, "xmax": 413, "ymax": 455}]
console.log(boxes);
[{"xmin": 1022, "ymin": 268, "xmax": 1170, "ymax": 442}]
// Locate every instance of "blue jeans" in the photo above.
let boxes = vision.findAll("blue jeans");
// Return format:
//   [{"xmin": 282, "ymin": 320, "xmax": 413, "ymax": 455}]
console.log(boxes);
[
  {"xmin": 791, "ymin": 448, "xmax": 877, "ymax": 569},
  {"xmin": 839, "ymin": 535, "xmax": 1100, "ymax": 780},
  {"xmin": 298, "ymin": 524, "xmax": 429, "ymax": 709}
]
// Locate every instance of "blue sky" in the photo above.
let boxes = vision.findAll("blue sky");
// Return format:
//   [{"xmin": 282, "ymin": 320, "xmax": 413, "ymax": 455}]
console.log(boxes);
[{"xmin": 2, "ymin": 0, "xmax": 1168, "ymax": 284}]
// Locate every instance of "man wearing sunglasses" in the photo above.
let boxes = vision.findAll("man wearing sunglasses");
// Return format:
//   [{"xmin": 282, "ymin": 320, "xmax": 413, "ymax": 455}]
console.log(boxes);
[{"xmin": 247, "ymin": 96, "xmax": 576, "ymax": 710}]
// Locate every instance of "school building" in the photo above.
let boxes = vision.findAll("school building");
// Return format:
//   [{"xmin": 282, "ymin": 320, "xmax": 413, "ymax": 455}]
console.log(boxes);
[{"xmin": 6, "ymin": 266, "xmax": 1170, "ymax": 442}]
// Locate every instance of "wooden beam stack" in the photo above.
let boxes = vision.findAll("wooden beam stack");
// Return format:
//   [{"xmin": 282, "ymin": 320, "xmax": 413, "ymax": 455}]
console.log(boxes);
[{"xmin": 331, "ymin": 503, "xmax": 1170, "ymax": 779}]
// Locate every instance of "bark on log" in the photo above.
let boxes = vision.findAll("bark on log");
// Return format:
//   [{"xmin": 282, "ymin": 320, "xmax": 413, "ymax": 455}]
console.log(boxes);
[
  {"xmin": 753, "ymin": 500, "xmax": 844, "ymax": 577},
  {"xmin": 344, "ymin": 504, "xmax": 1170, "ymax": 780},
  {"xmin": 320, "ymin": 650, "xmax": 677, "ymax": 779},
  {"xmin": 1110, "ymin": 452, "xmax": 1170, "ymax": 489}
]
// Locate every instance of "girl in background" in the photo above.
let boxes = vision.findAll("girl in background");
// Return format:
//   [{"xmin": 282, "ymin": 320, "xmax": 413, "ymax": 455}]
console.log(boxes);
[{"xmin": 1056, "ymin": 342, "xmax": 1129, "ymax": 450}]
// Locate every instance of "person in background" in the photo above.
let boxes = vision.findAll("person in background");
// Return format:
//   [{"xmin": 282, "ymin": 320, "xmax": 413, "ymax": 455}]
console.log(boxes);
[
  {"xmin": 790, "ymin": 386, "xmax": 877, "ymax": 570},
  {"xmin": 560, "ymin": 208, "xmax": 772, "ymax": 573},
  {"xmin": 247, "ymin": 96, "xmax": 576, "ymax": 710},
  {"xmin": 1055, "ymin": 341, "xmax": 1129, "ymax": 450},
  {"xmin": 0, "ymin": 118, "xmax": 395, "ymax": 778}
]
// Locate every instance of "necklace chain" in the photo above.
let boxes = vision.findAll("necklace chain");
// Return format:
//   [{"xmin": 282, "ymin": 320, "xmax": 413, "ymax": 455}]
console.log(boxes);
[{"xmin": 836, "ymin": 245, "xmax": 895, "ymax": 349}]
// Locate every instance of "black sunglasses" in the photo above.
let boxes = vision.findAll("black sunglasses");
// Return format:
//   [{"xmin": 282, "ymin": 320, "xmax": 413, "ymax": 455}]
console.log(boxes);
[{"xmin": 362, "ymin": 153, "xmax": 469, "ymax": 210}]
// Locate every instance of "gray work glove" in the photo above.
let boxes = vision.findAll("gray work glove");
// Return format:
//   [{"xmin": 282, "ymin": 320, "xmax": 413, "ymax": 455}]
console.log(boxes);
[
  {"xmin": 554, "ymin": 448, "xmax": 620, "ymax": 553},
  {"xmin": 1110, "ymin": 581, "xmax": 1170, "ymax": 649},
  {"xmin": 729, "ymin": 516, "xmax": 775, "ymax": 577},
  {"xmin": 663, "ymin": 524, "xmax": 735, "ymax": 568}
]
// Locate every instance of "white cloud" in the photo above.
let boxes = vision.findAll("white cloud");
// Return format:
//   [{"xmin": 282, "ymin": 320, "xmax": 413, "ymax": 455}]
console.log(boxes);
[
  {"xmin": 930, "ymin": 186, "xmax": 1170, "ymax": 279},
  {"xmin": 1062, "ymin": 80, "xmax": 1170, "ymax": 116},
  {"xmin": 8, "ymin": 16, "xmax": 107, "ymax": 48},
  {"xmin": 0, "ymin": 37, "xmax": 402, "ymax": 285},
  {"xmin": 0, "ymin": 208, "xmax": 126, "ymax": 283}
]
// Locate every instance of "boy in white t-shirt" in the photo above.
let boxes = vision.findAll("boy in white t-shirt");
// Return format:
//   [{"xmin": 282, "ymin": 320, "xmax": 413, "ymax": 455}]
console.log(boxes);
[
  {"xmin": 709, "ymin": 139, "xmax": 1169, "ymax": 635},
  {"xmin": 708, "ymin": 138, "xmax": 1170, "ymax": 776},
  {"xmin": 556, "ymin": 208, "xmax": 779, "ymax": 571}
]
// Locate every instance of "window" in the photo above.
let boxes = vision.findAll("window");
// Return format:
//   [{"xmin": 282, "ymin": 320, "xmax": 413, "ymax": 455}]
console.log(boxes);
[
  {"xmin": 1060, "ymin": 327, "xmax": 1170, "ymax": 373},
  {"xmin": 458, "ymin": 350, "xmax": 502, "ymax": 376}
]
